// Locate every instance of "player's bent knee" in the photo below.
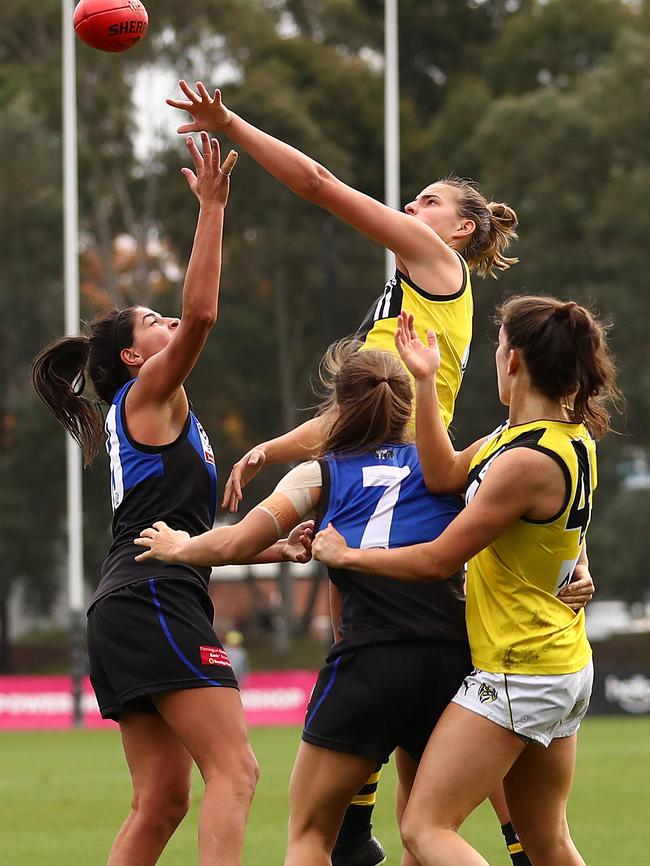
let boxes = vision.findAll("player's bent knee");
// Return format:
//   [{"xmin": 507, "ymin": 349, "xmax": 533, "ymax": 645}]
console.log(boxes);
[
  {"xmin": 131, "ymin": 789, "xmax": 190, "ymax": 835},
  {"xmin": 401, "ymin": 809, "xmax": 456, "ymax": 860},
  {"xmin": 197, "ymin": 737, "xmax": 259, "ymax": 794},
  {"xmin": 518, "ymin": 830, "xmax": 576, "ymax": 866},
  {"xmin": 159, "ymin": 794, "xmax": 191, "ymax": 830},
  {"xmin": 399, "ymin": 813, "xmax": 425, "ymax": 858},
  {"xmin": 243, "ymin": 750, "xmax": 261, "ymax": 799},
  {"xmin": 221, "ymin": 745, "xmax": 259, "ymax": 803}
]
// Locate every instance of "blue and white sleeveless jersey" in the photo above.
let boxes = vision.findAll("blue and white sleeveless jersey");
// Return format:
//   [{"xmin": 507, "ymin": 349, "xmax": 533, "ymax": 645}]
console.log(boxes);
[
  {"xmin": 90, "ymin": 380, "xmax": 218, "ymax": 607},
  {"xmin": 318, "ymin": 443, "xmax": 468, "ymax": 655}
]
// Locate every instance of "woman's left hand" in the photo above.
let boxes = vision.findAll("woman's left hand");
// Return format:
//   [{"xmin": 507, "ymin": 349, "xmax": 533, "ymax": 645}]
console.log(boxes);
[
  {"xmin": 558, "ymin": 564, "xmax": 595, "ymax": 612},
  {"xmin": 282, "ymin": 520, "xmax": 315, "ymax": 564},
  {"xmin": 312, "ymin": 523, "xmax": 349, "ymax": 568},
  {"xmin": 394, "ymin": 310, "xmax": 441, "ymax": 381},
  {"xmin": 134, "ymin": 521, "xmax": 190, "ymax": 563}
]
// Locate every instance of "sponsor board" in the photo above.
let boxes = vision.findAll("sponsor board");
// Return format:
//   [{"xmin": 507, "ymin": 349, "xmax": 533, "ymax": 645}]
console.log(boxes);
[
  {"xmin": 6, "ymin": 666, "xmax": 645, "ymax": 728},
  {"xmin": 0, "ymin": 672, "xmax": 317, "ymax": 730},
  {"xmin": 589, "ymin": 666, "xmax": 650, "ymax": 715}
]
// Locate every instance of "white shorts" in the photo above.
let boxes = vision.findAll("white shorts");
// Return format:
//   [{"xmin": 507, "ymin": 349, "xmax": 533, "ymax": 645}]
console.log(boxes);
[{"xmin": 451, "ymin": 661, "xmax": 594, "ymax": 748}]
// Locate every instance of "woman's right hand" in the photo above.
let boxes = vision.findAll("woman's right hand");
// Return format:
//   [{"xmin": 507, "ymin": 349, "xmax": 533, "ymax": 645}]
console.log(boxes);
[
  {"xmin": 282, "ymin": 520, "xmax": 315, "ymax": 564},
  {"xmin": 167, "ymin": 80, "xmax": 233, "ymax": 134},
  {"xmin": 133, "ymin": 521, "xmax": 190, "ymax": 563},
  {"xmin": 394, "ymin": 310, "xmax": 441, "ymax": 381},
  {"xmin": 182, "ymin": 131, "xmax": 238, "ymax": 207},
  {"xmin": 221, "ymin": 447, "xmax": 267, "ymax": 513}
]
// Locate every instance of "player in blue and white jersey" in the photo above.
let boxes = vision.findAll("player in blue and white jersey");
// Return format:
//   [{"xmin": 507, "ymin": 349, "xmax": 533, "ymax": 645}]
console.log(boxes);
[{"xmin": 31, "ymin": 135, "xmax": 257, "ymax": 866}]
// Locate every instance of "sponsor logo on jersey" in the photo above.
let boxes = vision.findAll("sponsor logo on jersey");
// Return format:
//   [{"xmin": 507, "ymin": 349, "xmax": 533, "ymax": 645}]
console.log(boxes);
[
  {"xmin": 478, "ymin": 683, "xmax": 498, "ymax": 704},
  {"xmin": 196, "ymin": 420, "xmax": 216, "ymax": 466},
  {"xmin": 200, "ymin": 645, "xmax": 231, "ymax": 667},
  {"xmin": 374, "ymin": 447, "xmax": 395, "ymax": 460}
]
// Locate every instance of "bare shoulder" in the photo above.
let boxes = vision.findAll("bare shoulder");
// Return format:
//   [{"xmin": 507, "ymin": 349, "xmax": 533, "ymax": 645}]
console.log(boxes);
[
  {"xmin": 490, "ymin": 446, "xmax": 565, "ymax": 489},
  {"xmin": 123, "ymin": 377, "xmax": 188, "ymax": 445},
  {"xmin": 478, "ymin": 446, "xmax": 567, "ymax": 522}
]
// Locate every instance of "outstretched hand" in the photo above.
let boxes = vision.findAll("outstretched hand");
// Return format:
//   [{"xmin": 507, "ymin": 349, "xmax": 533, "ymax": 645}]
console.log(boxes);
[
  {"xmin": 394, "ymin": 310, "xmax": 441, "ymax": 381},
  {"xmin": 221, "ymin": 447, "xmax": 267, "ymax": 513},
  {"xmin": 133, "ymin": 521, "xmax": 190, "ymax": 563},
  {"xmin": 167, "ymin": 80, "xmax": 233, "ymax": 134},
  {"xmin": 181, "ymin": 130, "xmax": 238, "ymax": 204}
]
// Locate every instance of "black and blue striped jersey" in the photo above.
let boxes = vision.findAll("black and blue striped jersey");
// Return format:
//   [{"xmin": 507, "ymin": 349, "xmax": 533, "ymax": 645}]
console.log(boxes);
[
  {"xmin": 318, "ymin": 443, "xmax": 468, "ymax": 655},
  {"xmin": 89, "ymin": 379, "xmax": 218, "ymax": 607}
]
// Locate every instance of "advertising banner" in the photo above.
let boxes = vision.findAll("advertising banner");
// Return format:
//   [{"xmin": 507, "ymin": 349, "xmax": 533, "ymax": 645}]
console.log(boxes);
[
  {"xmin": 5, "ymin": 666, "xmax": 646, "ymax": 729},
  {"xmin": 588, "ymin": 666, "xmax": 650, "ymax": 715},
  {"xmin": 0, "ymin": 671, "xmax": 317, "ymax": 730}
]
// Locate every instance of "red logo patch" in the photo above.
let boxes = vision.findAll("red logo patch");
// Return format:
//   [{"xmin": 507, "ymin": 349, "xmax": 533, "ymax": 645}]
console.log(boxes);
[{"xmin": 200, "ymin": 645, "xmax": 231, "ymax": 667}]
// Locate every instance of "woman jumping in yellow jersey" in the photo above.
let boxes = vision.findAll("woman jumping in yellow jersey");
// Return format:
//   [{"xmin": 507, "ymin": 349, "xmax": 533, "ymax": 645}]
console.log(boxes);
[
  {"xmin": 166, "ymin": 79, "xmax": 532, "ymax": 866},
  {"xmin": 312, "ymin": 300, "xmax": 621, "ymax": 866},
  {"xmin": 164, "ymin": 80, "xmax": 518, "ymax": 511}
]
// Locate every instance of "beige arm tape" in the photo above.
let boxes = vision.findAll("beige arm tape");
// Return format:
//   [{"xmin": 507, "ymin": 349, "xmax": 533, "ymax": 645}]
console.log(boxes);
[{"xmin": 255, "ymin": 461, "xmax": 322, "ymax": 534}]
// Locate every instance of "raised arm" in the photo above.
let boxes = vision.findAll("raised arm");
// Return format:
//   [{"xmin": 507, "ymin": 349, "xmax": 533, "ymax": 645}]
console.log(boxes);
[
  {"xmin": 130, "ymin": 134, "xmax": 237, "ymax": 407},
  {"xmin": 395, "ymin": 312, "xmax": 484, "ymax": 493},
  {"xmin": 166, "ymin": 82, "xmax": 460, "ymax": 294}
]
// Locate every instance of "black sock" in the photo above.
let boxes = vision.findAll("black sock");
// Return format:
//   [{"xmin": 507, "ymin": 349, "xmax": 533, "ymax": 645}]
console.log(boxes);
[
  {"xmin": 501, "ymin": 821, "xmax": 532, "ymax": 866},
  {"xmin": 334, "ymin": 765, "xmax": 382, "ymax": 849},
  {"xmin": 335, "ymin": 804, "xmax": 374, "ymax": 848}
]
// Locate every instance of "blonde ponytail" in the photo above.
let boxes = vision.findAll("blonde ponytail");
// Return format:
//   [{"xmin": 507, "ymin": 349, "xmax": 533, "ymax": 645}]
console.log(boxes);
[{"xmin": 474, "ymin": 201, "xmax": 519, "ymax": 279}]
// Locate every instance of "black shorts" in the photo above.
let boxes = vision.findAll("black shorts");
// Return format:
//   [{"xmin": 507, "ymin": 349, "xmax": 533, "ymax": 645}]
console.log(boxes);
[
  {"xmin": 302, "ymin": 640, "xmax": 472, "ymax": 764},
  {"xmin": 87, "ymin": 577, "xmax": 238, "ymax": 721}
]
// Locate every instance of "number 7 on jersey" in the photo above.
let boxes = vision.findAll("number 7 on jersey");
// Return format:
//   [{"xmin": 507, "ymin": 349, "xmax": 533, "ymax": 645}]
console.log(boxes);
[{"xmin": 360, "ymin": 465, "xmax": 412, "ymax": 549}]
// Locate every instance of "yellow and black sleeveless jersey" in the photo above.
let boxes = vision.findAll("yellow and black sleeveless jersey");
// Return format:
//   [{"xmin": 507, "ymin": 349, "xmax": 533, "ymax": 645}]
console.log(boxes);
[
  {"xmin": 355, "ymin": 252, "xmax": 472, "ymax": 429},
  {"xmin": 464, "ymin": 419, "xmax": 597, "ymax": 675}
]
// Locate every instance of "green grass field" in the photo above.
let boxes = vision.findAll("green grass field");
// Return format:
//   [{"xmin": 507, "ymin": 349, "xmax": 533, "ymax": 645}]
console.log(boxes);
[{"xmin": 1, "ymin": 717, "xmax": 648, "ymax": 865}]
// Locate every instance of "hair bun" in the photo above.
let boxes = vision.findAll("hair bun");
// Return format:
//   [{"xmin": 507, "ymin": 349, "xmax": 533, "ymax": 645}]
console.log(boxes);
[{"xmin": 488, "ymin": 201, "xmax": 518, "ymax": 229}]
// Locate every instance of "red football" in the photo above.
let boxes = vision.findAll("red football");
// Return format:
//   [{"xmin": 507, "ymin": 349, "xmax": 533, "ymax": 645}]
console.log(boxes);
[{"xmin": 73, "ymin": 0, "xmax": 148, "ymax": 53}]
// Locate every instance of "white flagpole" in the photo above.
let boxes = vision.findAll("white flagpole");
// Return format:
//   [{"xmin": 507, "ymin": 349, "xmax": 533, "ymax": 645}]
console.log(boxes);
[
  {"xmin": 384, "ymin": 0, "xmax": 400, "ymax": 280},
  {"xmin": 62, "ymin": 0, "xmax": 85, "ymax": 727}
]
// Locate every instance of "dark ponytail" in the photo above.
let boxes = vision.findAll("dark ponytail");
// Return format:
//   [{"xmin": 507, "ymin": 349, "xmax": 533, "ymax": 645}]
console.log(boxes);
[
  {"xmin": 497, "ymin": 296, "xmax": 622, "ymax": 439},
  {"xmin": 31, "ymin": 307, "xmax": 136, "ymax": 464},
  {"xmin": 31, "ymin": 335, "xmax": 104, "ymax": 465}
]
